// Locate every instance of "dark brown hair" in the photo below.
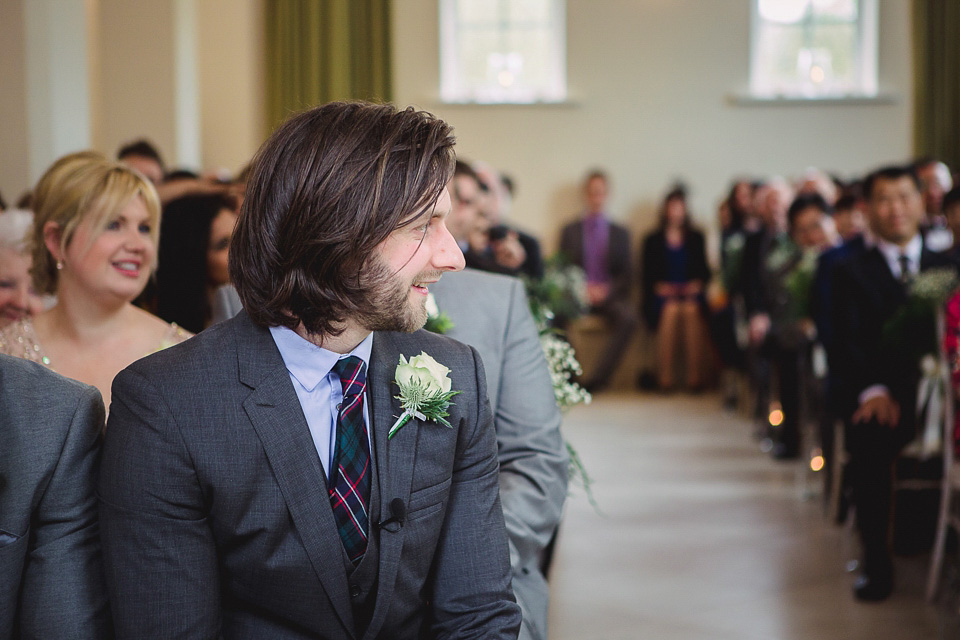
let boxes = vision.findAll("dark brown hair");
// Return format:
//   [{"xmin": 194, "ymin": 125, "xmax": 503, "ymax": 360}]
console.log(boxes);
[{"xmin": 230, "ymin": 101, "xmax": 456, "ymax": 336}]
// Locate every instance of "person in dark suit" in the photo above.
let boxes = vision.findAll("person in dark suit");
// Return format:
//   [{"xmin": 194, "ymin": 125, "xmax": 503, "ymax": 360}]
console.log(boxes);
[
  {"xmin": 558, "ymin": 170, "xmax": 638, "ymax": 391},
  {"xmin": 640, "ymin": 185, "xmax": 711, "ymax": 391},
  {"xmin": 99, "ymin": 102, "xmax": 521, "ymax": 639},
  {"xmin": 741, "ymin": 180, "xmax": 794, "ymax": 425},
  {"xmin": 832, "ymin": 165, "xmax": 959, "ymax": 601},
  {"xmin": 0, "ymin": 353, "xmax": 110, "ymax": 638}
]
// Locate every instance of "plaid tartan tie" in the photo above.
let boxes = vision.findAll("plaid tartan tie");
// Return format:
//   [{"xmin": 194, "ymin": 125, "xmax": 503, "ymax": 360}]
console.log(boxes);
[{"xmin": 330, "ymin": 356, "xmax": 370, "ymax": 565}]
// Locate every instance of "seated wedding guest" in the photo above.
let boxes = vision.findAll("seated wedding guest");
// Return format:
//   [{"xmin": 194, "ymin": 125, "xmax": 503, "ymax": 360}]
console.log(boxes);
[
  {"xmin": 711, "ymin": 183, "xmax": 751, "ymax": 407},
  {"xmin": 475, "ymin": 163, "xmax": 545, "ymax": 280},
  {"xmin": 559, "ymin": 170, "xmax": 637, "ymax": 392},
  {"xmin": 832, "ymin": 165, "xmax": 959, "ymax": 601},
  {"xmin": 0, "ymin": 354, "xmax": 110, "ymax": 637},
  {"xmin": 753, "ymin": 193, "xmax": 831, "ymax": 459},
  {"xmin": 207, "ymin": 268, "xmax": 566, "ymax": 640},
  {"xmin": 640, "ymin": 185, "xmax": 710, "ymax": 392},
  {"xmin": 118, "ymin": 138, "xmax": 234, "ymax": 206},
  {"xmin": 914, "ymin": 158, "xmax": 954, "ymax": 251},
  {"xmin": 154, "ymin": 194, "xmax": 238, "ymax": 333},
  {"xmin": 431, "ymin": 268, "xmax": 567, "ymax": 640},
  {"xmin": 813, "ymin": 191, "xmax": 870, "ymax": 484},
  {"xmin": 0, "ymin": 151, "xmax": 190, "ymax": 409},
  {"xmin": 99, "ymin": 101, "xmax": 520, "ymax": 639},
  {"xmin": 742, "ymin": 179, "xmax": 794, "ymax": 425},
  {"xmin": 832, "ymin": 192, "xmax": 867, "ymax": 243},
  {"xmin": 727, "ymin": 179, "xmax": 754, "ymax": 230},
  {"xmin": 447, "ymin": 160, "xmax": 492, "ymax": 258},
  {"xmin": 117, "ymin": 139, "xmax": 166, "ymax": 185},
  {"xmin": 797, "ymin": 167, "xmax": 839, "ymax": 207},
  {"xmin": 942, "ymin": 187, "xmax": 960, "ymax": 255},
  {"xmin": 0, "ymin": 208, "xmax": 46, "ymax": 328}
]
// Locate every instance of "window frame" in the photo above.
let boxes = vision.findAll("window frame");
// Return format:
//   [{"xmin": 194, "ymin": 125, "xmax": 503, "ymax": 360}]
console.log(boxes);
[
  {"xmin": 748, "ymin": 0, "xmax": 878, "ymax": 100},
  {"xmin": 438, "ymin": 0, "xmax": 568, "ymax": 105}
]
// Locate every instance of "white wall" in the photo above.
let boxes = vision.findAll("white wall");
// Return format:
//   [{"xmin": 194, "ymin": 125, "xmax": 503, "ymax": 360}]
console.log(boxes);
[
  {"xmin": 392, "ymin": 0, "xmax": 914, "ymax": 255},
  {"xmin": 196, "ymin": 0, "xmax": 267, "ymax": 176},
  {"xmin": 0, "ymin": 0, "xmax": 914, "ymax": 231},
  {"xmin": 0, "ymin": 0, "xmax": 31, "ymax": 204}
]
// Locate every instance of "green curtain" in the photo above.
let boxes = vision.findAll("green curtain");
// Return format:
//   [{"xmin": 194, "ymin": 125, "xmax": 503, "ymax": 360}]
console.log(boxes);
[
  {"xmin": 913, "ymin": 0, "xmax": 960, "ymax": 170},
  {"xmin": 265, "ymin": 0, "xmax": 392, "ymax": 131}
]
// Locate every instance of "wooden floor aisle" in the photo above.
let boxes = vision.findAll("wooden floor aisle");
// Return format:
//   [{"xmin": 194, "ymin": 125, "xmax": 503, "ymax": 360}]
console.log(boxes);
[{"xmin": 547, "ymin": 392, "xmax": 960, "ymax": 640}]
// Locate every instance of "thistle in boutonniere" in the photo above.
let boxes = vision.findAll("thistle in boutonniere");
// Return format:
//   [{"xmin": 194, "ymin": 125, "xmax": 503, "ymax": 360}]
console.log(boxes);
[
  {"xmin": 390, "ymin": 352, "xmax": 461, "ymax": 438},
  {"xmin": 423, "ymin": 293, "xmax": 454, "ymax": 335}
]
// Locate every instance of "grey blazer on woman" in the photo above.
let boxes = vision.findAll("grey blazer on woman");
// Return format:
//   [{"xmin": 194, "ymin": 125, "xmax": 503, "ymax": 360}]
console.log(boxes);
[{"xmin": 0, "ymin": 354, "xmax": 109, "ymax": 638}]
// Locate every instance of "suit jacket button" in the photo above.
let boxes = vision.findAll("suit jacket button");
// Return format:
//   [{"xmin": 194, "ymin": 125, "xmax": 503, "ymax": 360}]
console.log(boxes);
[{"xmin": 350, "ymin": 584, "xmax": 361, "ymax": 598}]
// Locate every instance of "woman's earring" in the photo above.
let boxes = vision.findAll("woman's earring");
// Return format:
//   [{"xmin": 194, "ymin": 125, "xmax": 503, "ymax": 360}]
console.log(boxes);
[{"xmin": 56, "ymin": 260, "xmax": 63, "ymax": 270}]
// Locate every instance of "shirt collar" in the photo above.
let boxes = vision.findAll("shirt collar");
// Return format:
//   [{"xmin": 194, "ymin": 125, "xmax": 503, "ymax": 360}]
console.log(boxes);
[
  {"xmin": 875, "ymin": 233, "xmax": 922, "ymax": 266},
  {"xmin": 269, "ymin": 326, "xmax": 374, "ymax": 392}
]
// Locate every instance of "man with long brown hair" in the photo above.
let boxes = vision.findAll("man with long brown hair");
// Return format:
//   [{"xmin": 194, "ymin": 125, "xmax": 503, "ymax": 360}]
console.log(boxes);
[{"xmin": 99, "ymin": 102, "xmax": 521, "ymax": 639}]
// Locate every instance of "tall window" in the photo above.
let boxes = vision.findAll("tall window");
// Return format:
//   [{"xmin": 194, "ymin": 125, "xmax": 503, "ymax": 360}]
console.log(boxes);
[
  {"xmin": 439, "ymin": 0, "xmax": 566, "ymax": 104},
  {"xmin": 750, "ymin": 0, "xmax": 877, "ymax": 98}
]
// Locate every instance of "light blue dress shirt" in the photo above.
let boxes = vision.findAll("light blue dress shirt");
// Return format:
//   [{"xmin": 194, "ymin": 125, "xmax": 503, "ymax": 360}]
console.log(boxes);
[{"xmin": 269, "ymin": 326, "xmax": 374, "ymax": 483}]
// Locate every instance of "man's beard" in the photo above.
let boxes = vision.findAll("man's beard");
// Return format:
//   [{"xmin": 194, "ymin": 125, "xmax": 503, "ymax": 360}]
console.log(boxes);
[{"xmin": 355, "ymin": 257, "xmax": 441, "ymax": 333}]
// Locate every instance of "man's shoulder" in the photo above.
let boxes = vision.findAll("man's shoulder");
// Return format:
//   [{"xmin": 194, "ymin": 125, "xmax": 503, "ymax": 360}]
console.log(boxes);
[
  {"xmin": 122, "ymin": 312, "xmax": 253, "ymax": 386},
  {"xmin": 433, "ymin": 268, "xmax": 519, "ymax": 298},
  {"xmin": 0, "ymin": 354, "xmax": 103, "ymax": 464},
  {"xmin": 0, "ymin": 353, "xmax": 99, "ymax": 411}
]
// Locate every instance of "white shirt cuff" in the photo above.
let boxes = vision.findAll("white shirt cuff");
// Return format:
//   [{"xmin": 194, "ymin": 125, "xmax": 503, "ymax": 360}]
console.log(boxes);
[{"xmin": 858, "ymin": 384, "xmax": 890, "ymax": 406}]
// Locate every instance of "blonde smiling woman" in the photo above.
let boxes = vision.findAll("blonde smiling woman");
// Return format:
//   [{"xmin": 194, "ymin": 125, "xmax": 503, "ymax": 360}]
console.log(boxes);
[{"xmin": 0, "ymin": 151, "xmax": 190, "ymax": 410}]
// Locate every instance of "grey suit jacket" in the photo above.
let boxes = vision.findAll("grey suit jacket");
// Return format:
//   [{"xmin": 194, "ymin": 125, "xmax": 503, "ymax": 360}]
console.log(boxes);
[
  {"xmin": 430, "ymin": 269, "xmax": 568, "ymax": 640},
  {"xmin": 0, "ymin": 354, "xmax": 110, "ymax": 638},
  {"xmin": 98, "ymin": 311, "xmax": 520, "ymax": 639}
]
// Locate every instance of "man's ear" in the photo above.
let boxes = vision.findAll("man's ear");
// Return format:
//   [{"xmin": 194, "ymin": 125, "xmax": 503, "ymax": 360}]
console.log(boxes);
[{"xmin": 43, "ymin": 221, "xmax": 64, "ymax": 261}]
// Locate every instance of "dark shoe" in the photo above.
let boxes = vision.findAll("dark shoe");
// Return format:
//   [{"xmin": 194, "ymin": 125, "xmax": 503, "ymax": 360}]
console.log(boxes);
[{"xmin": 853, "ymin": 573, "xmax": 893, "ymax": 602}]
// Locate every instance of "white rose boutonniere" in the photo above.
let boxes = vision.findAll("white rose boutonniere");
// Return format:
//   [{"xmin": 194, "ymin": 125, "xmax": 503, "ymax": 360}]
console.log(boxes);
[{"xmin": 390, "ymin": 352, "xmax": 461, "ymax": 438}]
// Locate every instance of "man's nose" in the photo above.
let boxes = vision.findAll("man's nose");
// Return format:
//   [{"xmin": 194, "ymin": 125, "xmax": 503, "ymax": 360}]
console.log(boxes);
[{"xmin": 434, "ymin": 223, "xmax": 466, "ymax": 272}]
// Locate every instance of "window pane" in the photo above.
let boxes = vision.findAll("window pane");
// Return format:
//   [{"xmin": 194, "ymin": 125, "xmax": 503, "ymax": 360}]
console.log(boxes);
[
  {"xmin": 808, "ymin": 23, "xmax": 857, "ymax": 83},
  {"xmin": 507, "ymin": 0, "xmax": 552, "ymax": 23},
  {"xmin": 751, "ymin": 0, "xmax": 872, "ymax": 97},
  {"xmin": 811, "ymin": 0, "xmax": 857, "ymax": 21},
  {"xmin": 440, "ymin": 0, "xmax": 566, "ymax": 103},
  {"xmin": 758, "ymin": 0, "xmax": 810, "ymax": 24},
  {"xmin": 754, "ymin": 24, "xmax": 805, "ymax": 92},
  {"xmin": 456, "ymin": 0, "xmax": 501, "ymax": 25}
]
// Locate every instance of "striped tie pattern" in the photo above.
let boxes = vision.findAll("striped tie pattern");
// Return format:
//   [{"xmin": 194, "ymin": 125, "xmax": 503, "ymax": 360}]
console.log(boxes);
[{"xmin": 330, "ymin": 356, "xmax": 370, "ymax": 565}]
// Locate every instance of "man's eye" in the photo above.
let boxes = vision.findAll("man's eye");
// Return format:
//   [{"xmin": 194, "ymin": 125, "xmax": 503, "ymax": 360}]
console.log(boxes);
[{"xmin": 0, "ymin": 280, "xmax": 14, "ymax": 289}]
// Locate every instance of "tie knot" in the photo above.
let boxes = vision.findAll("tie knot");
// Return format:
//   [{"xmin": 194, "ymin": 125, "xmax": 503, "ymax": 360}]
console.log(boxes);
[{"xmin": 332, "ymin": 356, "xmax": 366, "ymax": 398}]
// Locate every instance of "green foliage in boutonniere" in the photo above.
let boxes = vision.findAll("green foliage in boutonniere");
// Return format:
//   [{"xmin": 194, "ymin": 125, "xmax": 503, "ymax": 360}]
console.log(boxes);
[
  {"xmin": 882, "ymin": 267, "xmax": 960, "ymax": 366},
  {"xmin": 423, "ymin": 292, "xmax": 455, "ymax": 335},
  {"xmin": 390, "ymin": 352, "xmax": 461, "ymax": 438}
]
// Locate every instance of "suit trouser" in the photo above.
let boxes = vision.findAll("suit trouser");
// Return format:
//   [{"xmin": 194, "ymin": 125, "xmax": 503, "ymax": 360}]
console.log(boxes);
[
  {"xmin": 845, "ymin": 418, "xmax": 906, "ymax": 576},
  {"xmin": 585, "ymin": 299, "xmax": 638, "ymax": 388}
]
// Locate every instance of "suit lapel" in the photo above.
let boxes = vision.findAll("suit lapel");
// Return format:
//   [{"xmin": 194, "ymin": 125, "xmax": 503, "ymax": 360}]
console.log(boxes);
[
  {"xmin": 234, "ymin": 314, "xmax": 356, "ymax": 636},
  {"xmin": 863, "ymin": 247, "xmax": 907, "ymax": 306},
  {"xmin": 363, "ymin": 331, "xmax": 420, "ymax": 640}
]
